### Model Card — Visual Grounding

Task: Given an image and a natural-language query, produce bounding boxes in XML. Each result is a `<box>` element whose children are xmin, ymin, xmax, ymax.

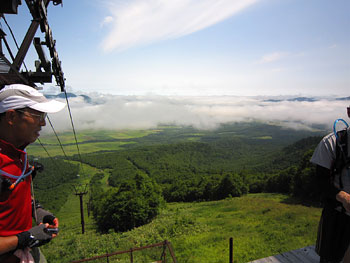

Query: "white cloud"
<box><xmin>100</xmin><ymin>16</ymin><xmax>114</xmax><ymax>27</ymax></box>
<box><xmin>101</xmin><ymin>0</ymin><xmax>259</xmax><ymax>52</ymax></box>
<box><xmin>43</xmin><ymin>94</ymin><xmax>350</xmax><ymax>134</ymax></box>
<box><xmin>257</xmin><ymin>52</ymin><xmax>289</xmax><ymax>64</ymax></box>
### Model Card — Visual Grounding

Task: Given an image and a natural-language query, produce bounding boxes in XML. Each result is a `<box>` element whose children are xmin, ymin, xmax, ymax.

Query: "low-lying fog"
<box><xmin>42</xmin><ymin>93</ymin><xmax>349</xmax><ymax>133</ymax></box>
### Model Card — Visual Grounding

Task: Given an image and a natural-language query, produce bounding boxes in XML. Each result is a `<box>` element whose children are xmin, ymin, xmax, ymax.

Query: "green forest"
<box><xmin>29</xmin><ymin>122</ymin><xmax>327</xmax><ymax>262</ymax></box>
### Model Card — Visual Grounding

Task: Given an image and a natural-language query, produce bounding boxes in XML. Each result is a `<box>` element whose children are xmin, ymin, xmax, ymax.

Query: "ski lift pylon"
<box><xmin>0</xmin><ymin>0</ymin><xmax>65</xmax><ymax>91</ymax></box>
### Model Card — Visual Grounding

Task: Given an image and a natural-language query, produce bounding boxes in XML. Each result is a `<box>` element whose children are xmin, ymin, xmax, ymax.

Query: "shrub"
<box><xmin>93</xmin><ymin>173</ymin><xmax>164</xmax><ymax>233</ymax></box>
<box><xmin>216</xmin><ymin>173</ymin><xmax>248</xmax><ymax>199</ymax></box>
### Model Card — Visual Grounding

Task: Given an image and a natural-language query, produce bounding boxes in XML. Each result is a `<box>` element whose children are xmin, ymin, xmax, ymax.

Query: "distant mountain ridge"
<box><xmin>336</xmin><ymin>96</ymin><xmax>350</xmax><ymax>101</ymax></box>
<box><xmin>45</xmin><ymin>93</ymin><xmax>350</xmax><ymax>107</ymax></box>
<box><xmin>45</xmin><ymin>93</ymin><xmax>93</xmax><ymax>104</ymax></box>
<box><xmin>264</xmin><ymin>96</ymin><xmax>350</xmax><ymax>103</ymax></box>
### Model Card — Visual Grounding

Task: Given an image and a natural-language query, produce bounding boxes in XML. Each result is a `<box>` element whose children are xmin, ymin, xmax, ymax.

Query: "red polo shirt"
<box><xmin>0</xmin><ymin>139</ymin><xmax>32</xmax><ymax>236</ymax></box>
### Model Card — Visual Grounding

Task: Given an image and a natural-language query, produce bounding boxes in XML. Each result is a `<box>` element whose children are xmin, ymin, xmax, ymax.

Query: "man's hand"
<box><xmin>49</xmin><ymin>218</ymin><xmax>59</xmax><ymax>238</ymax></box>
<box><xmin>34</xmin><ymin>204</ymin><xmax>59</xmax><ymax>238</ymax></box>
<box><xmin>336</xmin><ymin>191</ymin><xmax>350</xmax><ymax>212</ymax></box>
<box><xmin>16</xmin><ymin>224</ymin><xmax>52</xmax><ymax>249</ymax></box>
<box><xmin>36</xmin><ymin>207</ymin><xmax>55</xmax><ymax>225</ymax></box>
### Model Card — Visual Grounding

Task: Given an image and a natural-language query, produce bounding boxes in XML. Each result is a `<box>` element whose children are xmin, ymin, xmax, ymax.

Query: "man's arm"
<box><xmin>317</xmin><ymin>165</ymin><xmax>350</xmax><ymax>211</ymax></box>
<box><xmin>0</xmin><ymin>224</ymin><xmax>53</xmax><ymax>255</ymax></box>
<box><xmin>0</xmin><ymin>236</ymin><xmax>18</xmax><ymax>255</ymax></box>
<box><xmin>0</xmin><ymin>176</ymin><xmax>19</xmax><ymax>255</ymax></box>
<box><xmin>336</xmin><ymin>191</ymin><xmax>350</xmax><ymax>212</ymax></box>
<box><xmin>316</xmin><ymin>165</ymin><xmax>340</xmax><ymax>201</ymax></box>
<box><xmin>343</xmin><ymin>244</ymin><xmax>350</xmax><ymax>263</ymax></box>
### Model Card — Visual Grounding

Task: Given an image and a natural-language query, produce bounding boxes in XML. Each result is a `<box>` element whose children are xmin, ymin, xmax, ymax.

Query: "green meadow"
<box><xmin>42</xmin><ymin>191</ymin><xmax>321</xmax><ymax>263</ymax></box>
<box><xmin>27</xmin><ymin>129</ymin><xmax>160</xmax><ymax>157</ymax></box>
<box><xmin>32</xmin><ymin>124</ymin><xmax>325</xmax><ymax>262</ymax></box>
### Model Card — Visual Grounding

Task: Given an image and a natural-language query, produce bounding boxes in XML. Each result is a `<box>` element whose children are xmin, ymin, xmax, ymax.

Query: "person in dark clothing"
<box><xmin>311</xmin><ymin>106</ymin><xmax>350</xmax><ymax>263</ymax></box>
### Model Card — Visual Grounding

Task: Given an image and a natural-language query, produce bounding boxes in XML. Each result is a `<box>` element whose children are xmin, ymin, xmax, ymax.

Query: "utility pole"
<box><xmin>73</xmin><ymin>184</ymin><xmax>88</xmax><ymax>234</ymax></box>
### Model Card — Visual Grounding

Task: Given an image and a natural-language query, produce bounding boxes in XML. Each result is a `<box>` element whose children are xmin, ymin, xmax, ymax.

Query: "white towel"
<box><xmin>13</xmin><ymin>248</ymin><xmax>34</xmax><ymax>263</ymax></box>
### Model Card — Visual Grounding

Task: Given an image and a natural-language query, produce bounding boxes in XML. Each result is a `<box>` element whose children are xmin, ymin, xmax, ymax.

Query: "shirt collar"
<box><xmin>0</xmin><ymin>138</ymin><xmax>26</xmax><ymax>159</ymax></box>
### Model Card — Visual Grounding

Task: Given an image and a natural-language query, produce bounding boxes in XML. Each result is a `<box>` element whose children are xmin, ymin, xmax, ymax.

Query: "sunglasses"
<box><xmin>16</xmin><ymin>109</ymin><xmax>47</xmax><ymax>122</ymax></box>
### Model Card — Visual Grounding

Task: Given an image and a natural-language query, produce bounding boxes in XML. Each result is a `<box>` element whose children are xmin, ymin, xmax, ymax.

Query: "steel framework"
<box><xmin>0</xmin><ymin>0</ymin><xmax>65</xmax><ymax>91</ymax></box>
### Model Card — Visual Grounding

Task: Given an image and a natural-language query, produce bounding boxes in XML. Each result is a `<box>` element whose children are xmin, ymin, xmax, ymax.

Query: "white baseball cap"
<box><xmin>0</xmin><ymin>84</ymin><xmax>65</xmax><ymax>113</ymax></box>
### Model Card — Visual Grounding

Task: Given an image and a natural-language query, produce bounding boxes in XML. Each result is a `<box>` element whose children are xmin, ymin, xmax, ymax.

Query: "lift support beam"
<box><xmin>0</xmin><ymin>0</ymin><xmax>65</xmax><ymax>91</ymax></box>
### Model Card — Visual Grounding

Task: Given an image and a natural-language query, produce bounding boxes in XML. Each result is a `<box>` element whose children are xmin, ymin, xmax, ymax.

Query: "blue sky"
<box><xmin>3</xmin><ymin>0</ymin><xmax>350</xmax><ymax>97</ymax></box>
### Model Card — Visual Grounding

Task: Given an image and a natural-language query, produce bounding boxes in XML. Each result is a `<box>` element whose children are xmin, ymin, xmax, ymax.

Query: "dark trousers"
<box><xmin>316</xmin><ymin>206</ymin><xmax>350</xmax><ymax>262</ymax></box>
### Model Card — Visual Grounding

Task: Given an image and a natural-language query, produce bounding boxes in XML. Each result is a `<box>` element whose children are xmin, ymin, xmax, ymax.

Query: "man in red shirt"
<box><xmin>0</xmin><ymin>84</ymin><xmax>65</xmax><ymax>262</ymax></box>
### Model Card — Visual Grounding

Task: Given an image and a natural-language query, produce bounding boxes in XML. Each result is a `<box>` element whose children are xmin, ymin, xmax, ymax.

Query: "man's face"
<box><xmin>12</xmin><ymin>108</ymin><xmax>47</xmax><ymax>147</ymax></box>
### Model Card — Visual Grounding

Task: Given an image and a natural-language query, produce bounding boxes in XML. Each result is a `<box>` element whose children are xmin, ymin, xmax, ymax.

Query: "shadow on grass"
<box><xmin>280</xmin><ymin>194</ymin><xmax>323</xmax><ymax>208</ymax></box>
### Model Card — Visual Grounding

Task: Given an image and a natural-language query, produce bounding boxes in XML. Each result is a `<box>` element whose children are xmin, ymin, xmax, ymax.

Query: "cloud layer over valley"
<box><xmin>42</xmin><ymin>93</ymin><xmax>350</xmax><ymax>134</ymax></box>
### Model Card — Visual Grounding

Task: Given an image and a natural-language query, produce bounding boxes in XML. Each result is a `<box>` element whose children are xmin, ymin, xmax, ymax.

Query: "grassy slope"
<box><xmin>33</xmin><ymin>125</ymin><xmax>324</xmax><ymax>262</ymax></box>
<box><xmin>42</xmin><ymin>193</ymin><xmax>321</xmax><ymax>263</ymax></box>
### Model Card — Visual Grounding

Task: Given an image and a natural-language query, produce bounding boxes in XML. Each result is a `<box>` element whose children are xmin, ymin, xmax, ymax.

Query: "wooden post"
<box><xmin>166</xmin><ymin>240</ymin><xmax>177</xmax><ymax>263</ymax></box>
<box><xmin>162</xmin><ymin>242</ymin><xmax>167</xmax><ymax>263</ymax></box>
<box><xmin>229</xmin><ymin>237</ymin><xmax>233</xmax><ymax>263</ymax></box>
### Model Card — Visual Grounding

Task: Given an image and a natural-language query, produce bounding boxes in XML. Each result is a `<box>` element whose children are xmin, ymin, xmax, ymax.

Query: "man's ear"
<box><xmin>4</xmin><ymin>110</ymin><xmax>17</xmax><ymax>125</ymax></box>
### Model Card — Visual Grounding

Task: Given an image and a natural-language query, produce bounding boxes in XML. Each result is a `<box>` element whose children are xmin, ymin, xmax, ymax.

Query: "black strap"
<box><xmin>334</xmin><ymin>129</ymin><xmax>348</xmax><ymax>188</ymax></box>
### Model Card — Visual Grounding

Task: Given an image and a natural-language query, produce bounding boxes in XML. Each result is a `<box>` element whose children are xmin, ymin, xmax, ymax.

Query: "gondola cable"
<box><xmin>2</xmin><ymin>15</ymin><xmax>29</xmax><ymax>72</ymax></box>
<box><xmin>34</xmin><ymin>139</ymin><xmax>77</xmax><ymax>191</ymax></box>
<box><xmin>46</xmin><ymin>115</ymin><xmax>69</xmax><ymax>159</ymax></box>
<box><xmin>46</xmin><ymin>115</ymin><xmax>79</xmax><ymax>173</ymax></box>
<box><xmin>36</xmin><ymin>137</ymin><xmax>61</xmax><ymax>172</ymax></box>
<box><xmin>63</xmin><ymin>90</ymin><xmax>84</xmax><ymax>172</ymax></box>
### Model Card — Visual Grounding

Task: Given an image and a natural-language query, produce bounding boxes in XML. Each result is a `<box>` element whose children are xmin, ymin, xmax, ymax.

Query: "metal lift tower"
<box><xmin>0</xmin><ymin>0</ymin><xmax>65</xmax><ymax>91</ymax></box>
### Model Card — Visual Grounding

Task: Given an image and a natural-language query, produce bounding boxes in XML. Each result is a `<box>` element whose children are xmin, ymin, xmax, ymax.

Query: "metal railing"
<box><xmin>70</xmin><ymin>240</ymin><xmax>177</xmax><ymax>263</ymax></box>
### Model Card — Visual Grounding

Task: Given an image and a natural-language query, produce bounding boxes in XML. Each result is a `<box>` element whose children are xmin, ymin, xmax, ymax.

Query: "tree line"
<box><xmin>33</xmin><ymin>133</ymin><xmax>323</xmax><ymax>233</ymax></box>
<box><xmin>76</xmin><ymin>135</ymin><xmax>323</xmax><ymax>232</ymax></box>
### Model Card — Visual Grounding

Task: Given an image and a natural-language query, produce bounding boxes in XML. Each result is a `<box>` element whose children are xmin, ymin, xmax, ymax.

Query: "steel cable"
<box><xmin>37</xmin><ymin>137</ymin><xmax>60</xmax><ymax>171</ymax></box>
<box><xmin>46</xmin><ymin>115</ymin><xmax>69</xmax><ymax>159</ymax></box>
<box><xmin>2</xmin><ymin>15</ymin><xmax>29</xmax><ymax>71</ymax></box>
<box><xmin>63</xmin><ymin>90</ymin><xmax>84</xmax><ymax>171</ymax></box>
